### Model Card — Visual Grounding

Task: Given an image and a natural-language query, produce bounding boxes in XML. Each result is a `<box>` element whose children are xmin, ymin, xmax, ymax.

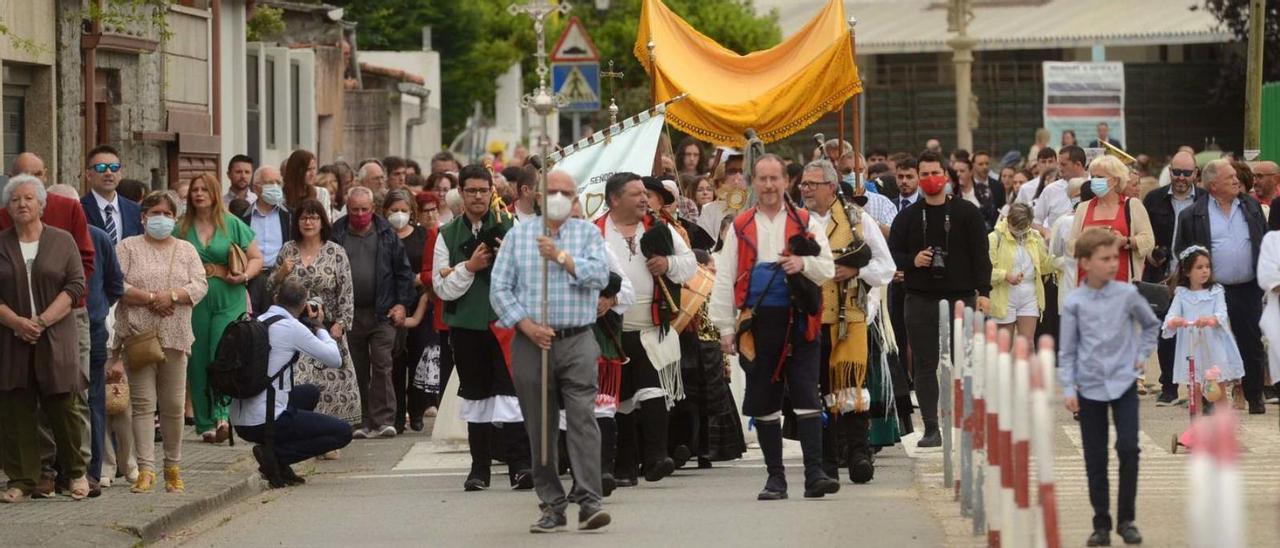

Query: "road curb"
<box><xmin>120</xmin><ymin>467</ymin><xmax>263</xmax><ymax>544</ymax></box>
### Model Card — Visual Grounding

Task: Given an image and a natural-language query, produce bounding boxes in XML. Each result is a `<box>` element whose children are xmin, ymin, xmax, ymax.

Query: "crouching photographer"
<box><xmin>887</xmin><ymin>150</ymin><xmax>992</xmax><ymax>449</ymax></box>
<box><xmin>230</xmin><ymin>278</ymin><xmax>352</xmax><ymax>488</ymax></box>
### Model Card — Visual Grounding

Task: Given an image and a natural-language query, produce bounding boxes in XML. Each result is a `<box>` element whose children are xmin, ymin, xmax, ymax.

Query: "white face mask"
<box><xmin>545</xmin><ymin>193</ymin><xmax>572</xmax><ymax>221</ymax></box>
<box><xmin>260</xmin><ymin>184</ymin><xmax>284</xmax><ymax>206</ymax></box>
<box><xmin>387</xmin><ymin>211</ymin><xmax>411</xmax><ymax>229</ymax></box>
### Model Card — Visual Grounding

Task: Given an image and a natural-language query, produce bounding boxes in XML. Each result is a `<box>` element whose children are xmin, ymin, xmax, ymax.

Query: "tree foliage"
<box><xmin>1199</xmin><ymin>0</ymin><xmax>1280</xmax><ymax>99</ymax></box>
<box><xmin>319</xmin><ymin>0</ymin><xmax>780</xmax><ymax>142</ymax></box>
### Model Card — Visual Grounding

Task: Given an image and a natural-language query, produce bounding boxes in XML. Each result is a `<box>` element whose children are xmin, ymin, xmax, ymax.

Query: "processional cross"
<box><xmin>506</xmin><ymin>0</ymin><xmax>572</xmax><ymax>467</ymax></box>
<box><xmin>601</xmin><ymin>60</ymin><xmax>625</xmax><ymax>126</ymax></box>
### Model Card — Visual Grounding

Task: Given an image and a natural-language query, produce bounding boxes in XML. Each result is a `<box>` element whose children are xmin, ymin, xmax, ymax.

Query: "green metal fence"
<box><xmin>1263</xmin><ymin>82</ymin><xmax>1280</xmax><ymax>162</ymax></box>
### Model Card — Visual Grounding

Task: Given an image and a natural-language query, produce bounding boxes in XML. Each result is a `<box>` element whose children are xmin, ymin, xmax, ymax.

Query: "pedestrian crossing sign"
<box><xmin>552</xmin><ymin>62</ymin><xmax>600</xmax><ymax>112</ymax></box>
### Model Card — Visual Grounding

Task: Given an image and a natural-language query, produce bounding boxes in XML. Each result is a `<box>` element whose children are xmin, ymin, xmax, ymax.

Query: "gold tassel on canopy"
<box><xmin>634</xmin><ymin>0</ymin><xmax>862</xmax><ymax>147</ymax></box>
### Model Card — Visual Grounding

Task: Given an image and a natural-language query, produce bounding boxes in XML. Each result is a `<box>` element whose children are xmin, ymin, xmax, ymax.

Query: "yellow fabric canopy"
<box><xmin>634</xmin><ymin>0</ymin><xmax>862</xmax><ymax>147</ymax></box>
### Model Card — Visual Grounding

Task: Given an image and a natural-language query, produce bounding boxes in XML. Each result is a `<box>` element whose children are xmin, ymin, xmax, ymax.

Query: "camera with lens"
<box><xmin>1150</xmin><ymin>246</ymin><xmax>1170</xmax><ymax>267</ymax></box>
<box><xmin>929</xmin><ymin>246</ymin><xmax>948</xmax><ymax>279</ymax></box>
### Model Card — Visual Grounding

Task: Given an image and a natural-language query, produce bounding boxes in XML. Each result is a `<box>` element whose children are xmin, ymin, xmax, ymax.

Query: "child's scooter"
<box><xmin>1172</xmin><ymin>328</ymin><xmax>1224</xmax><ymax>454</ymax></box>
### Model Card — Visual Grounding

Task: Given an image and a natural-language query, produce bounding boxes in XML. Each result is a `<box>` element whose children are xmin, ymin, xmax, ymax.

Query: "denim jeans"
<box><xmin>1079</xmin><ymin>385</ymin><xmax>1140</xmax><ymax>530</ymax></box>
<box><xmin>235</xmin><ymin>384</ymin><xmax>353</xmax><ymax>466</ymax></box>
<box><xmin>87</xmin><ymin>322</ymin><xmax>109</xmax><ymax>481</ymax></box>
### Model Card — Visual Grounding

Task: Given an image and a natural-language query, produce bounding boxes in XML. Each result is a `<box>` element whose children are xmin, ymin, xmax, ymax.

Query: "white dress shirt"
<box><xmin>1050</xmin><ymin>213</ymin><xmax>1078</xmax><ymax>306</ymax></box>
<box><xmin>605</xmin><ymin>246</ymin><xmax>635</xmax><ymax>315</ymax></box>
<box><xmin>1033</xmin><ymin>179</ymin><xmax>1073</xmax><ymax>228</ymax></box>
<box><xmin>697</xmin><ymin>200</ymin><xmax>732</xmax><ymax>245</ymax></box>
<box><xmin>710</xmin><ymin>207</ymin><xmax>834</xmax><ymax>333</ymax></box>
<box><xmin>601</xmin><ymin>216</ymin><xmax>696</xmax><ymax>331</ymax></box>
<box><xmin>431</xmin><ymin>220</ymin><xmax>484</xmax><ymax>302</ymax></box>
<box><xmin>231</xmin><ymin>306</ymin><xmax>342</xmax><ymax>426</ymax></box>
<box><xmin>813</xmin><ymin>204</ymin><xmax>896</xmax><ymax>324</ymax></box>
<box><xmin>1015</xmin><ymin>177</ymin><xmax>1042</xmax><ymax>205</ymax></box>
<box><xmin>91</xmin><ymin>190</ymin><xmax>122</xmax><ymax>243</ymax></box>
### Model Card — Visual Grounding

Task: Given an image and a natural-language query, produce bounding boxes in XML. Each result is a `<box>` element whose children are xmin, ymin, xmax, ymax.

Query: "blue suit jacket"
<box><xmin>81</xmin><ymin>193</ymin><xmax>143</xmax><ymax>240</ymax></box>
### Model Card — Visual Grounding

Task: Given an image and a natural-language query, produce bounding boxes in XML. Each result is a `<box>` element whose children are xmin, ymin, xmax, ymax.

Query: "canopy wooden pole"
<box><xmin>838</xmin><ymin>101</ymin><xmax>847</xmax><ymax>165</ymax></box>
<box><xmin>848</xmin><ymin>17</ymin><xmax>863</xmax><ymax>177</ymax></box>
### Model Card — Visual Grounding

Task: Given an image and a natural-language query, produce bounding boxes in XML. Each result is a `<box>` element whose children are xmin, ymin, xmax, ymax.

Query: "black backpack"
<box><xmin>209</xmin><ymin>314</ymin><xmax>299</xmax><ymax>448</ymax></box>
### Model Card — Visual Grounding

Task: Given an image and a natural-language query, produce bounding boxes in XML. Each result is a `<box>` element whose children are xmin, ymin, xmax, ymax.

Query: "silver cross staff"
<box><xmin>508</xmin><ymin>0</ymin><xmax>571</xmax><ymax>467</ymax></box>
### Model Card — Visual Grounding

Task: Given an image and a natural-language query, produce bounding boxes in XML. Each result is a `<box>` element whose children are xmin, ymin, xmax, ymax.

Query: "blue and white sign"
<box><xmin>552</xmin><ymin>62</ymin><xmax>600</xmax><ymax>112</ymax></box>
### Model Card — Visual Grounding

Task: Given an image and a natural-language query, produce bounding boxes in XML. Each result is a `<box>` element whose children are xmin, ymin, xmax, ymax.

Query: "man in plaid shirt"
<box><xmin>490</xmin><ymin>170</ymin><xmax>613</xmax><ymax>533</ymax></box>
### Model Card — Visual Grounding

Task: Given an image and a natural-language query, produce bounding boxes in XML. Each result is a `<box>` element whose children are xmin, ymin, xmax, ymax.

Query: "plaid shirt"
<box><xmin>490</xmin><ymin>217</ymin><xmax>611</xmax><ymax>329</ymax></box>
<box><xmin>861</xmin><ymin>191</ymin><xmax>899</xmax><ymax>227</ymax></box>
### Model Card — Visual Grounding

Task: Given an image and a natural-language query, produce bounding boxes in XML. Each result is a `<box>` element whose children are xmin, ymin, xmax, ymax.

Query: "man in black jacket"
<box><xmin>888</xmin><ymin>150</ymin><xmax>992</xmax><ymax>448</ymax></box>
<box><xmin>1141</xmin><ymin>151</ymin><xmax>1204</xmax><ymax>405</ymax></box>
<box><xmin>1174</xmin><ymin>159</ymin><xmax>1269</xmax><ymax>414</ymax></box>
<box><xmin>331</xmin><ymin>186</ymin><xmax>416</xmax><ymax>437</ymax></box>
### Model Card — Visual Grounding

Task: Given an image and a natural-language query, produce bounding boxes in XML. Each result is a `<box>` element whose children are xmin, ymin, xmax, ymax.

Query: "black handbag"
<box><xmin>1133</xmin><ymin>280</ymin><xmax>1172</xmax><ymax>318</ymax></box>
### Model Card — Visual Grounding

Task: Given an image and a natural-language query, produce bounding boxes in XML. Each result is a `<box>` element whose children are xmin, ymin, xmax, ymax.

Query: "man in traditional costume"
<box><xmin>799</xmin><ymin>160</ymin><xmax>895</xmax><ymax>484</ymax></box>
<box><xmin>595</xmin><ymin>172</ymin><xmax>697</xmax><ymax>486</ymax></box>
<box><xmin>645</xmin><ymin>178</ymin><xmax>744</xmax><ymax>467</ymax></box>
<box><xmin>711</xmin><ymin>154</ymin><xmax>840</xmax><ymax>500</ymax></box>
<box><xmin>432</xmin><ymin>164</ymin><xmax>532</xmax><ymax>491</ymax></box>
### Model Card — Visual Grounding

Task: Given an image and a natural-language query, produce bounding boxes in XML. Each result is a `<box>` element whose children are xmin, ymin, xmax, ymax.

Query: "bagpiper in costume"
<box><xmin>595</xmin><ymin>173</ymin><xmax>697</xmax><ymax>486</ymax></box>
<box><xmin>710</xmin><ymin>154</ymin><xmax>840</xmax><ymax>500</ymax></box>
<box><xmin>800</xmin><ymin>163</ymin><xmax>896</xmax><ymax>485</ymax></box>
<box><xmin>431</xmin><ymin>164</ymin><xmax>531</xmax><ymax>492</ymax></box>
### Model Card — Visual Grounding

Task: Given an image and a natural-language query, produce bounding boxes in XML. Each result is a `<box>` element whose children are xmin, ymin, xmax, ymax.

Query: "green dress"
<box><xmin>183</xmin><ymin>213</ymin><xmax>255</xmax><ymax>434</ymax></box>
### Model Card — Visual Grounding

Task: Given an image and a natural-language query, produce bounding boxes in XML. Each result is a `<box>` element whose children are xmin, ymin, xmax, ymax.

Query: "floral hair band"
<box><xmin>1178</xmin><ymin>245</ymin><xmax>1208</xmax><ymax>262</ymax></box>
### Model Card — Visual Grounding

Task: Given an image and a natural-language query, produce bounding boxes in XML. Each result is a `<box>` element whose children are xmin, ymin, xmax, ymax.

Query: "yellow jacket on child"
<box><xmin>987</xmin><ymin>221</ymin><xmax>1055</xmax><ymax>319</ymax></box>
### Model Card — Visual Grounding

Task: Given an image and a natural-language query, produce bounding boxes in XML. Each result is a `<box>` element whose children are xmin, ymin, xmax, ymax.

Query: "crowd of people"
<box><xmin>1</xmin><ymin>131</ymin><xmax>1276</xmax><ymax>541</ymax></box>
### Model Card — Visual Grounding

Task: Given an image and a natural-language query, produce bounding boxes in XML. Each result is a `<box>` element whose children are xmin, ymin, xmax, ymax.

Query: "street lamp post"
<box><xmin>948</xmin><ymin>0</ymin><xmax>976</xmax><ymax>152</ymax></box>
<box><xmin>508</xmin><ymin>0</ymin><xmax>571</xmax><ymax>467</ymax></box>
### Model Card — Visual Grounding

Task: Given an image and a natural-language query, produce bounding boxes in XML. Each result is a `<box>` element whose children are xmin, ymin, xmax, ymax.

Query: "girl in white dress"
<box><xmin>1161</xmin><ymin>246</ymin><xmax>1244</xmax><ymax>403</ymax></box>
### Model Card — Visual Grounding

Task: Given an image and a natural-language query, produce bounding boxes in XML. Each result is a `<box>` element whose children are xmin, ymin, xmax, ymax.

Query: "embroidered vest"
<box><xmin>731</xmin><ymin>204</ymin><xmax>822</xmax><ymax>341</ymax></box>
<box><xmin>821</xmin><ymin>201</ymin><xmax>867</xmax><ymax>325</ymax></box>
<box><xmin>441</xmin><ymin>210</ymin><xmax>513</xmax><ymax>330</ymax></box>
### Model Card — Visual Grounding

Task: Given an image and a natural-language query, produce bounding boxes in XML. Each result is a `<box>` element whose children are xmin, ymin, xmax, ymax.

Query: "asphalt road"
<box><xmin>159</xmin><ymin>429</ymin><xmax>943</xmax><ymax>548</ymax></box>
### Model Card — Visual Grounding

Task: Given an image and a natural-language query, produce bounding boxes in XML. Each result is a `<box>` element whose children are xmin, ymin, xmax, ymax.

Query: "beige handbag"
<box><xmin>227</xmin><ymin>243</ymin><xmax>248</xmax><ymax>278</ymax></box>
<box><xmin>121</xmin><ymin>329</ymin><xmax>165</xmax><ymax>368</ymax></box>
<box><xmin>123</xmin><ymin>245</ymin><xmax>177</xmax><ymax>369</ymax></box>
<box><xmin>106</xmin><ymin>381</ymin><xmax>130</xmax><ymax>416</ymax></box>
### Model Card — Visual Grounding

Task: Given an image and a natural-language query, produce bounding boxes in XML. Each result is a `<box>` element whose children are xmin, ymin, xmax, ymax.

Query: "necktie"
<box><xmin>899</xmin><ymin>198</ymin><xmax>909</xmax><ymax>211</ymax></box>
<box><xmin>104</xmin><ymin>204</ymin><xmax>118</xmax><ymax>244</ymax></box>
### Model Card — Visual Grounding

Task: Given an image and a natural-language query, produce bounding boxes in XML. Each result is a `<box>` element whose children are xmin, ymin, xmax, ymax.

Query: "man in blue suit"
<box><xmin>80</xmin><ymin>144</ymin><xmax>143</xmax><ymax>244</ymax></box>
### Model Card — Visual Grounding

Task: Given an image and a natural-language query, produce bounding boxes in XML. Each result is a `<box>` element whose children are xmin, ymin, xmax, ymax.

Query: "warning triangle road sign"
<box><xmin>551</xmin><ymin>17</ymin><xmax>599</xmax><ymax>63</ymax></box>
<box><xmin>559</xmin><ymin>65</ymin><xmax>599</xmax><ymax>106</ymax></box>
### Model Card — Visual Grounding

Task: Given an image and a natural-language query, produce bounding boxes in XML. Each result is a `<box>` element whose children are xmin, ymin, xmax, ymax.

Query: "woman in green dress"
<box><xmin>180</xmin><ymin>174</ymin><xmax>262</xmax><ymax>443</ymax></box>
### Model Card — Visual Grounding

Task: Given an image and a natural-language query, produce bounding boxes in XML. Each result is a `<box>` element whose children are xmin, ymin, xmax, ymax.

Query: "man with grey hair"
<box><xmin>242</xmin><ymin>165</ymin><xmax>290</xmax><ymax>314</ymax></box>
<box><xmin>356</xmin><ymin>159</ymin><xmax>387</xmax><ymax>194</ymax></box>
<box><xmin>490</xmin><ymin>168</ymin><xmax>614</xmax><ymax>532</ymax></box>
<box><xmin>1</xmin><ymin>159</ymin><xmax>97</xmax><ymax>496</ymax></box>
<box><xmin>1142</xmin><ymin>150</ymin><xmax>1205</xmax><ymax>405</ymax></box>
<box><xmin>331</xmin><ymin>184</ymin><xmax>414</xmax><ymax>438</ymax></box>
<box><xmin>1175</xmin><ymin>158</ymin><xmax>1269</xmax><ymax>413</ymax></box>
<box><xmin>798</xmin><ymin>159</ymin><xmax>895</xmax><ymax>483</ymax></box>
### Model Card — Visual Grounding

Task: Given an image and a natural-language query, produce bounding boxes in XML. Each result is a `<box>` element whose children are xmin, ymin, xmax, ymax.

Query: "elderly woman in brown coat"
<box><xmin>0</xmin><ymin>174</ymin><xmax>88</xmax><ymax>503</ymax></box>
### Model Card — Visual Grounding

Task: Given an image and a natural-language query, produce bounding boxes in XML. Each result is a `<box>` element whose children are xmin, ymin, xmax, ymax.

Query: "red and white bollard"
<box><xmin>997</xmin><ymin>330</ymin><xmax>1014</xmax><ymax>548</ymax></box>
<box><xmin>1188</xmin><ymin>409</ymin><xmax>1243</xmax><ymax>548</ymax></box>
<box><xmin>953</xmin><ymin>302</ymin><xmax>966</xmax><ymax>498</ymax></box>
<box><xmin>986</xmin><ymin>321</ymin><xmax>1002</xmax><ymax>547</ymax></box>
<box><xmin>1012</xmin><ymin>337</ymin><xmax>1032</xmax><ymax>547</ymax></box>
<box><xmin>1033</xmin><ymin>335</ymin><xmax>1060</xmax><ymax>548</ymax></box>
<box><xmin>971</xmin><ymin>312</ymin><xmax>988</xmax><ymax>534</ymax></box>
